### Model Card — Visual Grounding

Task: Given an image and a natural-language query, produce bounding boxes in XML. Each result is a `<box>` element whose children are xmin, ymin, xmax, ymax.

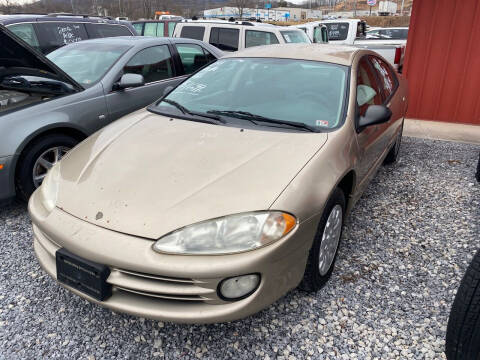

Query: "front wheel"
<box><xmin>15</xmin><ymin>134</ymin><xmax>78</xmax><ymax>201</ymax></box>
<box><xmin>300</xmin><ymin>188</ymin><xmax>345</xmax><ymax>292</ymax></box>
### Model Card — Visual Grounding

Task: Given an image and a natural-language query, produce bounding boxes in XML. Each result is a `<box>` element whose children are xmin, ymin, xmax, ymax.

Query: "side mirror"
<box><xmin>115</xmin><ymin>73</ymin><xmax>144</xmax><ymax>90</ymax></box>
<box><xmin>163</xmin><ymin>85</ymin><xmax>174</xmax><ymax>96</ymax></box>
<box><xmin>358</xmin><ymin>105</ymin><xmax>392</xmax><ymax>129</ymax></box>
<box><xmin>321</xmin><ymin>26</ymin><xmax>329</xmax><ymax>43</ymax></box>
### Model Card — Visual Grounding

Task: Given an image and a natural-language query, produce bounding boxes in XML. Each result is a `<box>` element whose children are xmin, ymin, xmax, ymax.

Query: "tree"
<box><xmin>231</xmin><ymin>0</ymin><xmax>254</xmax><ymax>19</ymax></box>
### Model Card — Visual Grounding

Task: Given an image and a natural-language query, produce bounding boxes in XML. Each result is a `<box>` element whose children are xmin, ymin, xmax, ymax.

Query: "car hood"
<box><xmin>0</xmin><ymin>25</ymin><xmax>82</xmax><ymax>90</ymax></box>
<box><xmin>56</xmin><ymin>110</ymin><xmax>328</xmax><ymax>239</ymax></box>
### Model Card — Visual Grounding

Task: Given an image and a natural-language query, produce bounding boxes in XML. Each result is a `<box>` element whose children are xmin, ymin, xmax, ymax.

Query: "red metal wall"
<box><xmin>403</xmin><ymin>0</ymin><xmax>480</xmax><ymax>125</ymax></box>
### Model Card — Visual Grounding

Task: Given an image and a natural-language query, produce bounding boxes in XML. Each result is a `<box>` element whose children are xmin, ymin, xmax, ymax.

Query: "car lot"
<box><xmin>1</xmin><ymin>137</ymin><xmax>478</xmax><ymax>359</ymax></box>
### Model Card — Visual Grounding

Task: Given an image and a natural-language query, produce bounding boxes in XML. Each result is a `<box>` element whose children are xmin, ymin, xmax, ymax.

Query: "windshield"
<box><xmin>47</xmin><ymin>43</ymin><xmax>130</xmax><ymax>88</ymax></box>
<box><xmin>280</xmin><ymin>30</ymin><xmax>311</xmax><ymax>43</ymax></box>
<box><xmin>154</xmin><ymin>58</ymin><xmax>348</xmax><ymax>130</ymax></box>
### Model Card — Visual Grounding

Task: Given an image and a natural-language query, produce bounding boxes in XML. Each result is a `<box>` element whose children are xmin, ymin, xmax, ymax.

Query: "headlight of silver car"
<box><xmin>40</xmin><ymin>164</ymin><xmax>60</xmax><ymax>213</ymax></box>
<box><xmin>153</xmin><ymin>211</ymin><xmax>296</xmax><ymax>255</ymax></box>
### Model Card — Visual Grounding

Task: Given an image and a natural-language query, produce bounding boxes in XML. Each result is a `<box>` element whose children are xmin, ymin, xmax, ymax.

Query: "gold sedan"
<box><xmin>29</xmin><ymin>44</ymin><xmax>407</xmax><ymax>323</ymax></box>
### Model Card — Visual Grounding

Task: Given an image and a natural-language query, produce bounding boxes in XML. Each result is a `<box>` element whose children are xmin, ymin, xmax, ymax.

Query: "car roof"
<box><xmin>57</xmin><ymin>36</ymin><xmax>212</xmax><ymax>49</ymax></box>
<box><xmin>0</xmin><ymin>14</ymin><xmax>130</xmax><ymax>25</ymax></box>
<box><xmin>223</xmin><ymin>43</ymin><xmax>359</xmax><ymax>66</ymax></box>
<box><xmin>179</xmin><ymin>19</ymin><xmax>275</xmax><ymax>28</ymax></box>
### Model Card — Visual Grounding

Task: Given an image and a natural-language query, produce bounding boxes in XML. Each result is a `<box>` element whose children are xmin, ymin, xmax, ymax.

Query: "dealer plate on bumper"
<box><xmin>56</xmin><ymin>248</ymin><xmax>112</xmax><ymax>301</ymax></box>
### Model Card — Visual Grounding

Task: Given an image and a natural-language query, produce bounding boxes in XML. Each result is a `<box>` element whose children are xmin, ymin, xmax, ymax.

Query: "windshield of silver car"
<box><xmin>47</xmin><ymin>43</ymin><xmax>130</xmax><ymax>88</ymax></box>
<box><xmin>155</xmin><ymin>58</ymin><xmax>348</xmax><ymax>130</ymax></box>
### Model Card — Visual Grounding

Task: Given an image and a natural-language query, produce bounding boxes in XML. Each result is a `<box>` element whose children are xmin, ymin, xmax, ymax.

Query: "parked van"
<box><xmin>291</xmin><ymin>23</ymin><xmax>329</xmax><ymax>44</ymax></box>
<box><xmin>173</xmin><ymin>20</ymin><xmax>310</xmax><ymax>52</ymax></box>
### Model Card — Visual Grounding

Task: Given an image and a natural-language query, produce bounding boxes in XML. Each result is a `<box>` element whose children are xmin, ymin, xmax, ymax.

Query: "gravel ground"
<box><xmin>0</xmin><ymin>137</ymin><xmax>479</xmax><ymax>360</ymax></box>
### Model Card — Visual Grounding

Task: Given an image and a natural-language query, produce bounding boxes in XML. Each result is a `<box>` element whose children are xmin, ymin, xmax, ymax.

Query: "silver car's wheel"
<box><xmin>32</xmin><ymin>146</ymin><xmax>70</xmax><ymax>188</ymax></box>
<box><xmin>318</xmin><ymin>204</ymin><xmax>343</xmax><ymax>276</ymax></box>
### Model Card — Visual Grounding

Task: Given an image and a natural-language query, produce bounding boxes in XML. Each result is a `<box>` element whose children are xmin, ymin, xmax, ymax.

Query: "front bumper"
<box><xmin>0</xmin><ymin>156</ymin><xmax>15</xmax><ymax>203</ymax></box>
<box><xmin>29</xmin><ymin>190</ymin><xmax>319</xmax><ymax>323</ymax></box>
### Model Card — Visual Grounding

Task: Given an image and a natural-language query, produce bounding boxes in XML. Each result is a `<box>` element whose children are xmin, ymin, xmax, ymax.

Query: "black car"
<box><xmin>0</xmin><ymin>13</ymin><xmax>137</xmax><ymax>54</ymax></box>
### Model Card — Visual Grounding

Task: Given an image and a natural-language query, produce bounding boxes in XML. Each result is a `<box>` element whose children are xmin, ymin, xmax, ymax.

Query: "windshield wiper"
<box><xmin>161</xmin><ymin>99</ymin><xmax>225</xmax><ymax>123</ymax></box>
<box><xmin>207</xmin><ymin>110</ymin><xmax>318</xmax><ymax>132</ymax></box>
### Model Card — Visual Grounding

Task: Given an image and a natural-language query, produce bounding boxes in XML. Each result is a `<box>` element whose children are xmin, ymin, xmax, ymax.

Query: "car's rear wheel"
<box><xmin>446</xmin><ymin>249</ymin><xmax>480</xmax><ymax>360</ymax></box>
<box><xmin>300</xmin><ymin>188</ymin><xmax>345</xmax><ymax>292</ymax></box>
<box><xmin>16</xmin><ymin>134</ymin><xmax>78</xmax><ymax>201</ymax></box>
<box><xmin>384</xmin><ymin>122</ymin><xmax>403</xmax><ymax>164</ymax></box>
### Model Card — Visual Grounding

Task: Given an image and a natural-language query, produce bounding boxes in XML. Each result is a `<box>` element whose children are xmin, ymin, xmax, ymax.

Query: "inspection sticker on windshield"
<box><xmin>316</xmin><ymin>120</ymin><xmax>329</xmax><ymax>127</ymax></box>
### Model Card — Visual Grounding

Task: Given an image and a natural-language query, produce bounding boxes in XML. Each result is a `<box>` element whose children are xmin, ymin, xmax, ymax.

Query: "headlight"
<box><xmin>153</xmin><ymin>211</ymin><xmax>296</xmax><ymax>255</ymax></box>
<box><xmin>40</xmin><ymin>164</ymin><xmax>60</xmax><ymax>213</ymax></box>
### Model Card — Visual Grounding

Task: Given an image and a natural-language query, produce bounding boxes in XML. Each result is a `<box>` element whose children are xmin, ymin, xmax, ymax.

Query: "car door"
<box><xmin>368</xmin><ymin>55</ymin><xmax>403</xmax><ymax>151</ymax></box>
<box><xmin>354</xmin><ymin>55</ymin><xmax>388</xmax><ymax>190</ymax></box>
<box><xmin>103</xmin><ymin>44</ymin><xmax>183</xmax><ymax>121</ymax></box>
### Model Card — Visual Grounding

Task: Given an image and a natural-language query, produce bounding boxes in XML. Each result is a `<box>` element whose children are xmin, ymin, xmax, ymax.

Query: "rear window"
<box><xmin>380</xmin><ymin>28</ymin><xmax>408</xmax><ymax>40</ymax></box>
<box><xmin>85</xmin><ymin>23</ymin><xmax>133</xmax><ymax>38</ymax></box>
<box><xmin>209</xmin><ymin>27</ymin><xmax>239</xmax><ymax>51</ymax></box>
<box><xmin>180</xmin><ymin>26</ymin><xmax>205</xmax><ymax>41</ymax></box>
<box><xmin>7</xmin><ymin>23</ymin><xmax>41</xmax><ymax>51</ymax></box>
<box><xmin>280</xmin><ymin>30</ymin><xmax>310</xmax><ymax>43</ymax></box>
<box><xmin>245</xmin><ymin>30</ymin><xmax>279</xmax><ymax>48</ymax></box>
<box><xmin>325</xmin><ymin>22</ymin><xmax>349</xmax><ymax>41</ymax></box>
<box><xmin>35</xmin><ymin>22</ymin><xmax>88</xmax><ymax>54</ymax></box>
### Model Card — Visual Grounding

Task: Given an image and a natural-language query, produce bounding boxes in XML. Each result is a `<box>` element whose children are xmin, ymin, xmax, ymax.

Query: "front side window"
<box><xmin>85</xmin><ymin>24</ymin><xmax>133</xmax><ymax>38</ymax></box>
<box><xmin>47</xmin><ymin>43</ymin><xmax>130</xmax><ymax>87</ymax></box>
<box><xmin>124</xmin><ymin>45</ymin><xmax>174</xmax><ymax>83</ymax></box>
<box><xmin>144</xmin><ymin>22</ymin><xmax>159</xmax><ymax>37</ymax></box>
<box><xmin>7</xmin><ymin>23</ymin><xmax>40</xmax><ymax>50</ymax></box>
<box><xmin>356</xmin><ymin>57</ymin><xmax>383</xmax><ymax>116</ymax></box>
<box><xmin>324</xmin><ymin>22</ymin><xmax>349</xmax><ymax>41</ymax></box>
<box><xmin>369</xmin><ymin>56</ymin><xmax>397</xmax><ymax>99</ymax></box>
<box><xmin>280</xmin><ymin>30</ymin><xmax>310</xmax><ymax>43</ymax></box>
<box><xmin>176</xmin><ymin>43</ymin><xmax>214</xmax><ymax>75</ymax></box>
<box><xmin>156</xmin><ymin>58</ymin><xmax>348</xmax><ymax>130</ymax></box>
<box><xmin>35</xmin><ymin>22</ymin><xmax>88</xmax><ymax>54</ymax></box>
<box><xmin>313</xmin><ymin>26</ymin><xmax>328</xmax><ymax>43</ymax></box>
<box><xmin>180</xmin><ymin>26</ymin><xmax>205</xmax><ymax>41</ymax></box>
<box><xmin>209</xmin><ymin>27</ymin><xmax>239</xmax><ymax>51</ymax></box>
<box><xmin>132</xmin><ymin>22</ymin><xmax>144</xmax><ymax>35</ymax></box>
<box><xmin>245</xmin><ymin>30</ymin><xmax>279</xmax><ymax>48</ymax></box>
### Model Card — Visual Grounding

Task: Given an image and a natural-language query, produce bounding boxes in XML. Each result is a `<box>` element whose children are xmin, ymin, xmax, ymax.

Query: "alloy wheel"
<box><xmin>32</xmin><ymin>146</ymin><xmax>70</xmax><ymax>188</ymax></box>
<box><xmin>318</xmin><ymin>204</ymin><xmax>343</xmax><ymax>276</ymax></box>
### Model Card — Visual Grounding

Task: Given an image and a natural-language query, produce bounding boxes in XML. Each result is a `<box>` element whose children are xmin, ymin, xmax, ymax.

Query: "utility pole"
<box><xmin>70</xmin><ymin>0</ymin><xmax>75</xmax><ymax>13</ymax></box>
<box><xmin>353</xmin><ymin>0</ymin><xmax>358</xmax><ymax>16</ymax></box>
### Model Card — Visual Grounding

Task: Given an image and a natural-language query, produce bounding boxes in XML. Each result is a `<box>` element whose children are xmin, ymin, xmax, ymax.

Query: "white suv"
<box><xmin>173</xmin><ymin>20</ymin><xmax>311</xmax><ymax>52</ymax></box>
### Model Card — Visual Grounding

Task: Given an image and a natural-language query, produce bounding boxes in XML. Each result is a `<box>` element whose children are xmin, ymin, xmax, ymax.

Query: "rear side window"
<box><xmin>7</xmin><ymin>23</ymin><xmax>41</xmax><ymax>51</ymax></box>
<box><xmin>180</xmin><ymin>26</ymin><xmax>205</xmax><ymax>41</ymax></box>
<box><xmin>168</xmin><ymin>22</ymin><xmax>176</xmax><ymax>36</ymax></box>
<box><xmin>369</xmin><ymin>56</ymin><xmax>398</xmax><ymax>100</ymax></box>
<box><xmin>209</xmin><ymin>27</ymin><xmax>239</xmax><ymax>51</ymax></box>
<box><xmin>85</xmin><ymin>24</ymin><xmax>133</xmax><ymax>38</ymax></box>
<box><xmin>325</xmin><ymin>23</ymin><xmax>349</xmax><ymax>41</ymax></box>
<box><xmin>176</xmin><ymin>43</ymin><xmax>215</xmax><ymax>75</ymax></box>
<box><xmin>35</xmin><ymin>22</ymin><xmax>88</xmax><ymax>54</ymax></box>
<box><xmin>144</xmin><ymin>22</ymin><xmax>159</xmax><ymax>37</ymax></box>
<box><xmin>132</xmin><ymin>22</ymin><xmax>144</xmax><ymax>35</ymax></box>
<box><xmin>245</xmin><ymin>30</ymin><xmax>279</xmax><ymax>48</ymax></box>
<box><xmin>356</xmin><ymin>57</ymin><xmax>383</xmax><ymax>116</ymax></box>
<box><xmin>124</xmin><ymin>45</ymin><xmax>174</xmax><ymax>83</ymax></box>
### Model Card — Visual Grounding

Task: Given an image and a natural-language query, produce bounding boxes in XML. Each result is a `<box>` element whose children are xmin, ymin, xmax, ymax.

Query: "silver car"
<box><xmin>0</xmin><ymin>26</ymin><xmax>223</xmax><ymax>202</ymax></box>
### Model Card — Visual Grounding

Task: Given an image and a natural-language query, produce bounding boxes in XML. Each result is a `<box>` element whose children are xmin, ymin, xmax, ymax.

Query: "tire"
<box><xmin>15</xmin><ymin>134</ymin><xmax>78</xmax><ymax>201</ymax></box>
<box><xmin>300</xmin><ymin>188</ymin><xmax>345</xmax><ymax>292</ymax></box>
<box><xmin>384</xmin><ymin>122</ymin><xmax>403</xmax><ymax>164</ymax></box>
<box><xmin>446</xmin><ymin>249</ymin><xmax>480</xmax><ymax>360</ymax></box>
